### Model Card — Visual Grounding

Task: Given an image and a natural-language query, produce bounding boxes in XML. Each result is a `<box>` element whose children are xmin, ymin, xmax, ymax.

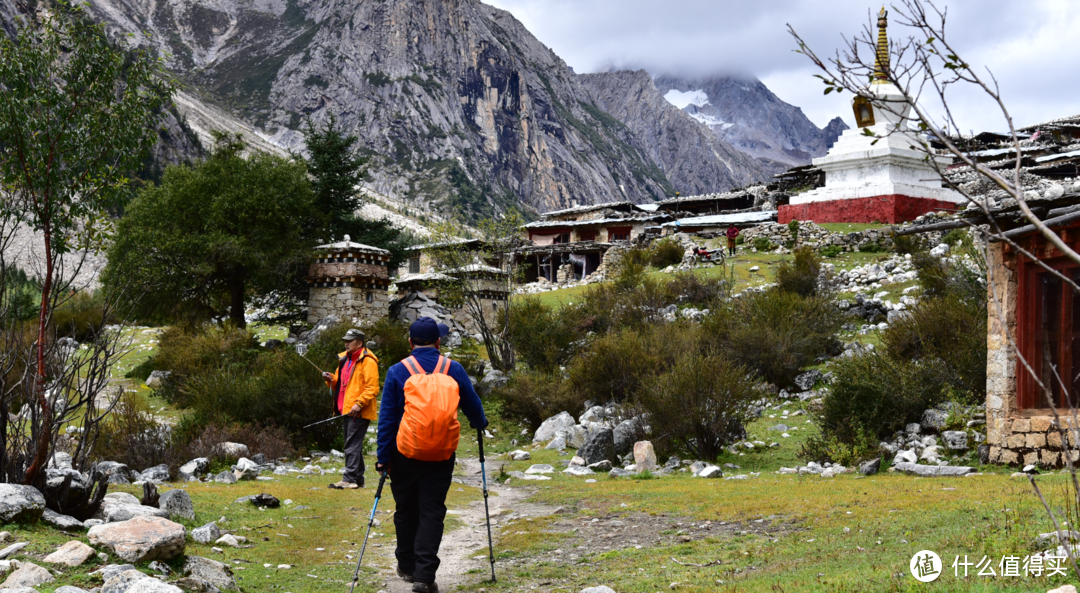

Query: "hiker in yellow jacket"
<box><xmin>322</xmin><ymin>328</ymin><xmax>380</xmax><ymax>489</ymax></box>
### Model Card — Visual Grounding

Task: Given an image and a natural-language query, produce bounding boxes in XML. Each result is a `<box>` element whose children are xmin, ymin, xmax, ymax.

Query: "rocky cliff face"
<box><xmin>81</xmin><ymin>0</ymin><xmax>776</xmax><ymax>217</ymax></box>
<box><xmin>577</xmin><ymin>70</ymin><xmax>766</xmax><ymax>196</ymax></box>
<box><xmin>654</xmin><ymin>75</ymin><xmax>847</xmax><ymax>169</ymax></box>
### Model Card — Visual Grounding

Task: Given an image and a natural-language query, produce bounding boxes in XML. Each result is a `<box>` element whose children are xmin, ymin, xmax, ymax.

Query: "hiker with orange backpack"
<box><xmin>322</xmin><ymin>328</ymin><xmax>380</xmax><ymax>490</ymax></box>
<box><xmin>375</xmin><ymin>317</ymin><xmax>487</xmax><ymax>593</ymax></box>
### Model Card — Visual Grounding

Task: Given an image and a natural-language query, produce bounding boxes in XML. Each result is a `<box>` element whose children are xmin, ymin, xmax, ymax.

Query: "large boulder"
<box><xmin>633</xmin><ymin>441</ymin><xmax>658</xmax><ymax>472</ymax></box>
<box><xmin>578</xmin><ymin>428</ymin><xmax>615</xmax><ymax>466</ymax></box>
<box><xmin>479</xmin><ymin>370</ymin><xmax>508</xmax><ymax>395</ymax></box>
<box><xmin>42</xmin><ymin>508</ymin><xmax>85</xmax><ymax>531</ymax></box>
<box><xmin>105</xmin><ymin>504</ymin><xmax>169</xmax><ymax>523</ymax></box>
<box><xmin>42</xmin><ymin>540</ymin><xmax>96</xmax><ymax>567</ymax></box>
<box><xmin>1</xmin><ymin>561</ymin><xmax>53</xmax><ymax>589</ymax></box>
<box><xmin>103</xmin><ymin>493</ymin><xmax>141</xmax><ymax>507</ymax></box>
<box><xmin>145</xmin><ymin>370</ymin><xmax>172</xmax><ymax>389</ymax></box>
<box><xmin>793</xmin><ymin>369</ymin><xmax>822</xmax><ymax>392</ymax></box>
<box><xmin>0</xmin><ymin>484</ymin><xmax>45</xmax><ymax>523</ymax></box>
<box><xmin>533</xmin><ymin>412</ymin><xmax>576</xmax><ymax>444</ymax></box>
<box><xmin>179</xmin><ymin>458</ymin><xmax>210</xmax><ymax>477</ymax></box>
<box><xmin>95</xmin><ymin>462</ymin><xmax>137</xmax><ymax>485</ymax></box>
<box><xmin>612</xmin><ymin>418</ymin><xmax>639</xmax><ymax>456</ymax></box>
<box><xmin>941</xmin><ymin>431</ymin><xmax>969</xmax><ymax>451</ymax></box>
<box><xmin>139</xmin><ymin>465</ymin><xmax>170</xmax><ymax>483</ymax></box>
<box><xmin>88</xmin><ymin>516</ymin><xmax>186</xmax><ymax>563</ymax></box>
<box><xmin>210</xmin><ymin>443</ymin><xmax>249</xmax><ymax>461</ymax></box>
<box><xmin>920</xmin><ymin>409</ymin><xmax>949</xmax><ymax>433</ymax></box>
<box><xmin>891</xmin><ymin>462</ymin><xmax>976</xmax><ymax>477</ymax></box>
<box><xmin>102</xmin><ymin>569</ymin><xmax>183</xmax><ymax>593</ymax></box>
<box><xmin>191</xmin><ymin>522</ymin><xmax>221</xmax><ymax>544</ymax></box>
<box><xmin>158</xmin><ymin>490</ymin><xmax>195</xmax><ymax>521</ymax></box>
<box><xmin>182</xmin><ymin>556</ymin><xmax>237</xmax><ymax>591</ymax></box>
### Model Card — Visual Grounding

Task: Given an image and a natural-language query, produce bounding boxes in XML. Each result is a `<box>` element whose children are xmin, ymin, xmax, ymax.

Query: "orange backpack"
<box><xmin>396</xmin><ymin>355</ymin><xmax>461</xmax><ymax>461</ymax></box>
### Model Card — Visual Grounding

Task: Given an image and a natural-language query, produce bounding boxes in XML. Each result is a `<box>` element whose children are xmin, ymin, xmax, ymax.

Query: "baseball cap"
<box><xmin>342</xmin><ymin>328</ymin><xmax>366</xmax><ymax>341</ymax></box>
<box><xmin>410</xmin><ymin>317</ymin><xmax>450</xmax><ymax>342</ymax></box>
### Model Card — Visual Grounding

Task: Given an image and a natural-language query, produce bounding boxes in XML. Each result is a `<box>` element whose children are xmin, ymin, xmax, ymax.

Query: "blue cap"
<box><xmin>410</xmin><ymin>317</ymin><xmax>450</xmax><ymax>342</ymax></box>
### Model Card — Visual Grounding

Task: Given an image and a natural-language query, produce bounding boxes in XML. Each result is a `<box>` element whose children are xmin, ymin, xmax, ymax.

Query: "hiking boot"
<box><xmin>396</xmin><ymin>566</ymin><xmax>414</xmax><ymax>583</ymax></box>
<box><xmin>328</xmin><ymin>481</ymin><xmax>358</xmax><ymax>489</ymax></box>
<box><xmin>412</xmin><ymin>583</ymin><xmax>438</xmax><ymax>593</ymax></box>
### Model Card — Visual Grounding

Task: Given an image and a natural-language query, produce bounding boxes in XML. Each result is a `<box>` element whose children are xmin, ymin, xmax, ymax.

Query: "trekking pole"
<box><xmin>300</xmin><ymin>415</ymin><xmax>346</xmax><ymax>430</ymax></box>
<box><xmin>477</xmin><ymin>429</ymin><xmax>496</xmax><ymax>582</ymax></box>
<box><xmin>294</xmin><ymin>343</ymin><xmax>326</xmax><ymax>374</ymax></box>
<box><xmin>349</xmin><ymin>470</ymin><xmax>388</xmax><ymax>593</ymax></box>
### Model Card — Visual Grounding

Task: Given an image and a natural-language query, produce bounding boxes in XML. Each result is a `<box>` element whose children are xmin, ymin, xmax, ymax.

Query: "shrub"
<box><xmin>752</xmin><ymin>236</ymin><xmax>772</xmax><ymax>252</ymax></box>
<box><xmin>661</xmin><ymin>272</ymin><xmax>730</xmax><ymax>307</ymax></box>
<box><xmin>52</xmin><ymin>291</ymin><xmax>106</xmax><ymax>342</ymax></box>
<box><xmin>881</xmin><ymin>293</ymin><xmax>987</xmax><ymax>399</ymax></box>
<box><xmin>858</xmin><ymin>241</ymin><xmax>886</xmax><ymax>253</ymax></box>
<box><xmin>636</xmin><ymin>353</ymin><xmax>755</xmax><ymax>461</ymax></box>
<box><xmin>775</xmin><ymin>246</ymin><xmax>823</xmax><ymax>297</ymax></box>
<box><xmin>1</xmin><ymin>267</ymin><xmax>39</xmax><ymax>322</ymax></box>
<box><xmin>92</xmin><ymin>392</ymin><xmax>181</xmax><ymax>471</ymax></box>
<box><xmin>504</xmin><ymin>297</ymin><xmax>580</xmax><ymax>372</ymax></box>
<box><xmin>493</xmin><ymin>369</ymin><xmax>583</xmax><ymax>430</ymax></box>
<box><xmin>649</xmin><ymin>238</ymin><xmax>685</xmax><ymax>268</ymax></box>
<box><xmin>703</xmin><ymin>290</ymin><xmax>842</xmax><ymax>388</ymax></box>
<box><xmin>942</xmin><ymin>228</ymin><xmax>973</xmax><ymax>249</ymax></box>
<box><xmin>364</xmin><ymin>317</ymin><xmax>412</xmax><ymax>376</ymax></box>
<box><xmin>804</xmin><ymin>352</ymin><xmax>955</xmax><ymax>463</ymax></box>
<box><xmin>892</xmin><ymin>232</ymin><xmax>925</xmax><ymax>255</ymax></box>
<box><xmin>154</xmin><ymin>324</ymin><xmax>261</xmax><ymax>405</ymax></box>
<box><xmin>568</xmin><ymin>328</ymin><xmax>660</xmax><ymax>403</ymax></box>
<box><xmin>820</xmin><ymin>245</ymin><xmax>843</xmax><ymax>258</ymax></box>
<box><xmin>620</xmin><ymin>245</ymin><xmax>651</xmax><ymax>270</ymax></box>
<box><xmin>735</xmin><ymin>234</ymin><xmax>744</xmax><ymax>245</ymax></box>
<box><xmin>179</xmin><ymin>422</ymin><xmax>295</xmax><ymax>462</ymax></box>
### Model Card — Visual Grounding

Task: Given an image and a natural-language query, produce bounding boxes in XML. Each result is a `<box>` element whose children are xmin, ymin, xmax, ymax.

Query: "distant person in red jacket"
<box><xmin>726</xmin><ymin>224</ymin><xmax>740</xmax><ymax>256</ymax></box>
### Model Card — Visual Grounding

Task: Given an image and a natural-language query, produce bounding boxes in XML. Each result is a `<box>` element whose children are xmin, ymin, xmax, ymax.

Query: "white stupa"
<box><xmin>780</xmin><ymin>8</ymin><xmax>963</xmax><ymax>224</ymax></box>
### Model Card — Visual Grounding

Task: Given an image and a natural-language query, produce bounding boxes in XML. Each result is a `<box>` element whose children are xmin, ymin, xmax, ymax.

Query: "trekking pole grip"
<box><xmin>477</xmin><ymin>428</ymin><xmax>485</xmax><ymax>463</ymax></box>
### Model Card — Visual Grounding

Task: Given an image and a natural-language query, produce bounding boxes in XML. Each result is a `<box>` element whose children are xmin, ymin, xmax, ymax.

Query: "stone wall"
<box><xmin>981</xmin><ymin>240</ymin><xmax>1057</xmax><ymax>466</ymax></box>
<box><xmin>307</xmin><ymin>286</ymin><xmax>389</xmax><ymax>325</ymax></box>
<box><xmin>736</xmin><ymin>222</ymin><xmax>893</xmax><ymax>253</ymax></box>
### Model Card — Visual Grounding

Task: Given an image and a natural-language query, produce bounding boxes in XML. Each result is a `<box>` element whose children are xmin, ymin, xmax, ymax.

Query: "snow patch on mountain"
<box><xmin>663</xmin><ymin>89</ymin><xmax>709</xmax><ymax>110</ymax></box>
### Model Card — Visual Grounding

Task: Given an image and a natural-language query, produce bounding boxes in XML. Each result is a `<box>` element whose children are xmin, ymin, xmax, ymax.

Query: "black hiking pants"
<box><xmin>343</xmin><ymin>416</ymin><xmax>370</xmax><ymax>485</ymax></box>
<box><xmin>390</xmin><ymin>450</ymin><xmax>455</xmax><ymax>585</ymax></box>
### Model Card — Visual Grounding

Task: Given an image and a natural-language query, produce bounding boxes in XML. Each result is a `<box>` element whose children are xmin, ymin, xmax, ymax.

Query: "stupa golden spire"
<box><xmin>872</xmin><ymin>6</ymin><xmax>889</xmax><ymax>84</ymax></box>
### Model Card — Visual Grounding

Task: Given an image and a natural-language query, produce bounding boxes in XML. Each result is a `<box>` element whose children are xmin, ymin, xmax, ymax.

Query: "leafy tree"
<box><xmin>302</xmin><ymin>116</ymin><xmax>414</xmax><ymax>267</ymax></box>
<box><xmin>0</xmin><ymin>8</ymin><xmax>172</xmax><ymax>484</ymax></box>
<box><xmin>102</xmin><ymin>134</ymin><xmax>317</xmax><ymax>327</ymax></box>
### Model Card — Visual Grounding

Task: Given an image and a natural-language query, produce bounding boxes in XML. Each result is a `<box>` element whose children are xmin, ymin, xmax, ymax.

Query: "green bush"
<box><xmin>52</xmin><ymin>291</ymin><xmax>105</xmax><ymax>343</ymax></box>
<box><xmin>636</xmin><ymin>353</ymin><xmax>756</xmax><ymax>461</ymax></box>
<box><xmin>154</xmin><ymin>325</ymin><xmax>262</xmax><ymax>406</ymax></box>
<box><xmin>649</xmin><ymin>238</ymin><xmax>685</xmax><ymax>268</ymax></box>
<box><xmin>661</xmin><ymin>272</ymin><xmax>730</xmax><ymax>307</ymax></box>
<box><xmin>775</xmin><ymin>246</ymin><xmax>823</xmax><ymax>297</ymax></box>
<box><xmin>703</xmin><ymin>290</ymin><xmax>842</xmax><ymax>388</ymax></box>
<box><xmin>1</xmin><ymin>267</ymin><xmax>39</xmax><ymax>322</ymax></box>
<box><xmin>492</xmin><ymin>369</ymin><xmax>583</xmax><ymax>431</ymax></box>
<box><xmin>752</xmin><ymin>236</ymin><xmax>772</xmax><ymax>252</ymax></box>
<box><xmin>803</xmin><ymin>352</ymin><xmax>955</xmax><ymax>463</ymax></box>
<box><xmin>620</xmin><ymin>245</ymin><xmax>651</xmax><ymax>270</ymax></box>
<box><xmin>568</xmin><ymin>328</ymin><xmax>660</xmax><ymax>403</ymax></box>
<box><xmin>178</xmin><ymin>422</ymin><xmax>296</xmax><ymax>462</ymax></box>
<box><xmin>891</xmin><ymin>233</ymin><xmax>925</xmax><ymax>255</ymax></box>
<box><xmin>942</xmin><ymin>228</ymin><xmax>973</xmax><ymax>249</ymax></box>
<box><xmin>364</xmin><ymin>317</ymin><xmax>412</xmax><ymax>377</ymax></box>
<box><xmin>92</xmin><ymin>392</ymin><xmax>181</xmax><ymax>471</ymax></box>
<box><xmin>820</xmin><ymin>245</ymin><xmax>843</xmax><ymax>258</ymax></box>
<box><xmin>858</xmin><ymin>241</ymin><xmax>886</xmax><ymax>253</ymax></box>
<box><xmin>504</xmin><ymin>297</ymin><xmax>580</xmax><ymax>372</ymax></box>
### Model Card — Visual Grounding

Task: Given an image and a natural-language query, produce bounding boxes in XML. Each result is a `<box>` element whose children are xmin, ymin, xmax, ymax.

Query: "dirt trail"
<box><xmin>375</xmin><ymin>457</ymin><xmax>556</xmax><ymax>592</ymax></box>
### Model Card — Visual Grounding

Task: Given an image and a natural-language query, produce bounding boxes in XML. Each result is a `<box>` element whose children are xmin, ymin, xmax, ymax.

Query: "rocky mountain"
<box><xmin>77</xmin><ymin>0</ymin><xmax>778</xmax><ymax>217</ymax></box>
<box><xmin>654</xmin><ymin>75</ymin><xmax>847</xmax><ymax>171</ymax></box>
<box><xmin>577</xmin><ymin>70</ymin><xmax>766</xmax><ymax>197</ymax></box>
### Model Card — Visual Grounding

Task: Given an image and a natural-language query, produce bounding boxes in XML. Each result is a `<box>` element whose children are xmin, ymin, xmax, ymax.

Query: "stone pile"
<box><xmin>389</xmin><ymin>292</ymin><xmax>465</xmax><ymax>335</ymax></box>
<box><xmin>831</xmin><ymin>254</ymin><xmax>919</xmax><ymax>292</ymax></box>
<box><xmin>878</xmin><ymin>403</ymin><xmax>987</xmax><ymax>467</ymax></box>
<box><xmin>737</xmin><ymin>221</ymin><xmax>894</xmax><ymax>253</ymax></box>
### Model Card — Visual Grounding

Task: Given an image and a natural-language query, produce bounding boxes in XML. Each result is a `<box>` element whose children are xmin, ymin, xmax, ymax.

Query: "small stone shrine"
<box><xmin>306</xmin><ymin>235</ymin><xmax>391</xmax><ymax>324</ymax></box>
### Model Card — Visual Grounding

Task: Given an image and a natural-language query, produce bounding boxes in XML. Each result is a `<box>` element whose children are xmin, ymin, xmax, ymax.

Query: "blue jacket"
<box><xmin>376</xmin><ymin>347</ymin><xmax>488</xmax><ymax>465</ymax></box>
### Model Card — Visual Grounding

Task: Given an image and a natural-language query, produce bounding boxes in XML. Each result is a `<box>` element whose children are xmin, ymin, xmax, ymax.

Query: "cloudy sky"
<box><xmin>483</xmin><ymin>0</ymin><xmax>1080</xmax><ymax>133</ymax></box>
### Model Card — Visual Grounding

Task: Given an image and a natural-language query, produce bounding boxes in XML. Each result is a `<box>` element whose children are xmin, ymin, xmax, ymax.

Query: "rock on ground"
<box><xmin>581</xmin><ymin>587</ymin><xmax>617</xmax><ymax>593</ymax></box>
<box><xmin>158</xmin><ymin>490</ymin><xmax>195</xmax><ymax>521</ymax></box>
<box><xmin>858</xmin><ymin>458</ymin><xmax>881</xmax><ymax>476</ymax></box>
<box><xmin>214</xmin><ymin>471</ymin><xmax>237</xmax><ymax>484</ymax></box>
<box><xmin>892</xmin><ymin>462</ymin><xmax>976</xmax><ymax>477</ymax></box>
<box><xmin>103</xmin><ymin>493</ymin><xmax>141</xmax><ymax>506</ymax></box>
<box><xmin>105</xmin><ymin>504</ymin><xmax>169</xmax><ymax>523</ymax></box>
<box><xmin>191</xmin><ymin>522</ymin><xmax>221</xmax><ymax>544</ymax></box>
<box><xmin>698</xmin><ymin>466</ymin><xmax>723</xmax><ymax>478</ymax></box>
<box><xmin>0</xmin><ymin>484</ymin><xmax>45</xmax><ymax>523</ymax></box>
<box><xmin>139</xmin><ymin>465</ymin><xmax>170</xmax><ymax>482</ymax></box>
<box><xmin>55</xmin><ymin>586</ymin><xmax>92</xmax><ymax>593</ymax></box>
<box><xmin>42</xmin><ymin>540</ymin><xmax>96</xmax><ymax>567</ymax></box>
<box><xmin>508</xmin><ymin>450</ymin><xmax>530</xmax><ymax>461</ymax></box>
<box><xmin>1</xmin><ymin>561</ymin><xmax>54</xmax><ymax>589</ymax></box>
<box><xmin>179</xmin><ymin>458</ymin><xmax>210</xmax><ymax>477</ymax></box>
<box><xmin>102</xmin><ymin>569</ymin><xmax>183</xmax><ymax>593</ymax></box>
<box><xmin>210</xmin><ymin>442</ymin><xmax>249</xmax><ymax>461</ymax></box>
<box><xmin>42</xmin><ymin>508</ymin><xmax>85</xmax><ymax>531</ymax></box>
<box><xmin>941</xmin><ymin>430</ymin><xmax>969</xmax><ymax>451</ymax></box>
<box><xmin>88</xmin><ymin>516</ymin><xmax>186</xmax><ymax>563</ymax></box>
<box><xmin>182</xmin><ymin>556</ymin><xmax>237</xmax><ymax>591</ymax></box>
<box><xmin>579</xmin><ymin>428</ymin><xmax>615</xmax><ymax>466</ymax></box>
<box><xmin>533</xmin><ymin>412</ymin><xmax>576</xmax><ymax>444</ymax></box>
<box><xmin>1048</xmin><ymin>585</ymin><xmax>1078</xmax><ymax>593</ymax></box>
<box><xmin>633</xmin><ymin>441</ymin><xmax>658</xmax><ymax>472</ymax></box>
<box><xmin>612</xmin><ymin>418</ymin><xmax>638</xmax><ymax>456</ymax></box>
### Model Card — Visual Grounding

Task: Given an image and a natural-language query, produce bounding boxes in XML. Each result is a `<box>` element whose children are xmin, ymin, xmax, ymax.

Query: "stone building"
<box><xmin>306</xmin><ymin>236</ymin><xmax>392</xmax><ymax>324</ymax></box>
<box><xmin>984</xmin><ymin>219</ymin><xmax>1080</xmax><ymax>467</ymax></box>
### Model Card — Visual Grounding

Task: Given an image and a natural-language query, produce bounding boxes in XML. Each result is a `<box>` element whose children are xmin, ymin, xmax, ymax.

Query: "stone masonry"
<box><xmin>307</xmin><ymin>237</ymin><xmax>391</xmax><ymax>325</ymax></box>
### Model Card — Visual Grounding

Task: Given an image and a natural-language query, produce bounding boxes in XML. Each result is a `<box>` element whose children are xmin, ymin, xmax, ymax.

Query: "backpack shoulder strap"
<box><xmin>401</xmin><ymin>356</ymin><xmax>424</xmax><ymax>376</ymax></box>
<box><xmin>433</xmin><ymin>356</ymin><xmax>451</xmax><ymax>375</ymax></box>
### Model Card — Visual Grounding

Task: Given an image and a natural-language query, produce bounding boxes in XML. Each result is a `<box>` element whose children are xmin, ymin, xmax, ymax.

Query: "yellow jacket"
<box><xmin>325</xmin><ymin>349</ymin><xmax>380</xmax><ymax>421</ymax></box>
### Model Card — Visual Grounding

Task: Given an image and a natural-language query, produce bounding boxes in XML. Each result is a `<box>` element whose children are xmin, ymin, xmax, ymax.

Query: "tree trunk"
<box><xmin>24</xmin><ymin>224</ymin><xmax>53</xmax><ymax>485</ymax></box>
<box><xmin>229</xmin><ymin>266</ymin><xmax>247</xmax><ymax>328</ymax></box>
